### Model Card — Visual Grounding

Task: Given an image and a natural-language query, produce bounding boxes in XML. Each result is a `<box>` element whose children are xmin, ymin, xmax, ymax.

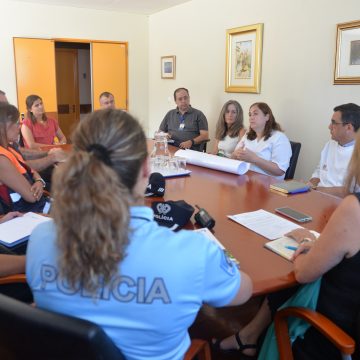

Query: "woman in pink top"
<box><xmin>21</xmin><ymin>95</ymin><xmax>67</xmax><ymax>149</ymax></box>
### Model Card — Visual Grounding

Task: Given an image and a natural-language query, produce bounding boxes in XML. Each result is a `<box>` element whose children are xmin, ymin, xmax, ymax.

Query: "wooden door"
<box><xmin>13</xmin><ymin>38</ymin><xmax>57</xmax><ymax>119</ymax></box>
<box><xmin>55</xmin><ymin>48</ymin><xmax>80</xmax><ymax>139</ymax></box>
<box><xmin>92</xmin><ymin>42</ymin><xmax>128</xmax><ymax>110</ymax></box>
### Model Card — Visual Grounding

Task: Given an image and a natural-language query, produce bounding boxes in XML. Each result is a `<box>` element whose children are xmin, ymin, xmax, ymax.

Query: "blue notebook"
<box><xmin>270</xmin><ymin>180</ymin><xmax>310</xmax><ymax>194</ymax></box>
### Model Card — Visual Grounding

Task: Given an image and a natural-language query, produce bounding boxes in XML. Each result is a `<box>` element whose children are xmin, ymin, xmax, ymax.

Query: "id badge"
<box><xmin>179</xmin><ymin>123</ymin><xmax>185</xmax><ymax>130</ymax></box>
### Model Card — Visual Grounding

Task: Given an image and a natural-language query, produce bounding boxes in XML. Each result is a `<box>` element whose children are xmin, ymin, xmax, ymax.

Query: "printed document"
<box><xmin>228</xmin><ymin>209</ymin><xmax>301</xmax><ymax>240</ymax></box>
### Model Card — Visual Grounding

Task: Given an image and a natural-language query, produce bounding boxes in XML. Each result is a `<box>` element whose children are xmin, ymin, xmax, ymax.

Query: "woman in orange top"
<box><xmin>21</xmin><ymin>94</ymin><xmax>66</xmax><ymax>149</ymax></box>
<box><xmin>0</xmin><ymin>103</ymin><xmax>46</xmax><ymax>214</ymax></box>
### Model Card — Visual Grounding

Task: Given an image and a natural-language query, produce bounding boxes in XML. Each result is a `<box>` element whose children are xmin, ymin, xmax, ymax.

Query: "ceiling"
<box><xmin>8</xmin><ymin>0</ymin><xmax>192</xmax><ymax>15</ymax></box>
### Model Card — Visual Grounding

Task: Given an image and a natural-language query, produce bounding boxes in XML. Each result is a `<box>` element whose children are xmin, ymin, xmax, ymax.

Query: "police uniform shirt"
<box><xmin>26</xmin><ymin>206</ymin><xmax>240</xmax><ymax>360</ymax></box>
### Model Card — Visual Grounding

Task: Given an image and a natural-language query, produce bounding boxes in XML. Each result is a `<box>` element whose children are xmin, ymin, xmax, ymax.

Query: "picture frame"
<box><xmin>225</xmin><ymin>23</ymin><xmax>263</xmax><ymax>93</ymax></box>
<box><xmin>161</xmin><ymin>55</ymin><xmax>176</xmax><ymax>79</ymax></box>
<box><xmin>334</xmin><ymin>20</ymin><xmax>360</xmax><ymax>84</ymax></box>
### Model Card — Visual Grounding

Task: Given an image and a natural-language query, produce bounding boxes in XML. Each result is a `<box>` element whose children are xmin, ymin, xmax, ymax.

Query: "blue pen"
<box><xmin>285</xmin><ymin>245</ymin><xmax>298</xmax><ymax>251</ymax></box>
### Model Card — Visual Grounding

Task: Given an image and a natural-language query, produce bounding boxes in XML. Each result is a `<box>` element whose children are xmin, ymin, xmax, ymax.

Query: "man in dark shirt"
<box><xmin>159</xmin><ymin>88</ymin><xmax>209</xmax><ymax>151</ymax></box>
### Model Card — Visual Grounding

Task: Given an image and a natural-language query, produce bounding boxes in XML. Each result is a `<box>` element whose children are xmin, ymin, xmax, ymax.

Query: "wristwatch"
<box><xmin>35</xmin><ymin>178</ymin><xmax>46</xmax><ymax>188</ymax></box>
<box><xmin>191</xmin><ymin>139</ymin><xmax>195</xmax><ymax>147</ymax></box>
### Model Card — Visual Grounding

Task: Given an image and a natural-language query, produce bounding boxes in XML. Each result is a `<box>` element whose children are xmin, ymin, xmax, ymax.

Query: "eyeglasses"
<box><xmin>330</xmin><ymin>120</ymin><xmax>344</xmax><ymax>126</ymax></box>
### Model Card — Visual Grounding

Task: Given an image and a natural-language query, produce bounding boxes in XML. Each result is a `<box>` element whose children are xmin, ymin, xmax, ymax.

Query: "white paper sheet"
<box><xmin>228</xmin><ymin>209</ymin><xmax>301</xmax><ymax>240</ymax></box>
<box><xmin>174</xmin><ymin>149</ymin><xmax>250</xmax><ymax>175</ymax></box>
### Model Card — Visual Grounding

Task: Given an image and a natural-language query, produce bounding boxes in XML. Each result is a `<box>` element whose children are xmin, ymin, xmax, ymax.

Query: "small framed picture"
<box><xmin>161</xmin><ymin>55</ymin><xmax>176</xmax><ymax>79</ymax></box>
<box><xmin>334</xmin><ymin>20</ymin><xmax>360</xmax><ymax>84</ymax></box>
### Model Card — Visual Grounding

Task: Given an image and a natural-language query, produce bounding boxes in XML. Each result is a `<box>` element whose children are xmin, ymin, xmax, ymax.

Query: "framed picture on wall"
<box><xmin>161</xmin><ymin>55</ymin><xmax>176</xmax><ymax>79</ymax></box>
<box><xmin>334</xmin><ymin>19</ymin><xmax>360</xmax><ymax>84</ymax></box>
<box><xmin>225</xmin><ymin>23</ymin><xmax>263</xmax><ymax>93</ymax></box>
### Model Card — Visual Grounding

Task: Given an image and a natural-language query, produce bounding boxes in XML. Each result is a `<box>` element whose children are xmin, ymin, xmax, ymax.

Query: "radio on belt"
<box><xmin>194</xmin><ymin>205</ymin><xmax>215</xmax><ymax>229</ymax></box>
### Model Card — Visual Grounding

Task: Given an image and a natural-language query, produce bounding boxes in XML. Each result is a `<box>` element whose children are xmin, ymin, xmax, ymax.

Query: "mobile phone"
<box><xmin>275</xmin><ymin>207</ymin><xmax>312</xmax><ymax>223</ymax></box>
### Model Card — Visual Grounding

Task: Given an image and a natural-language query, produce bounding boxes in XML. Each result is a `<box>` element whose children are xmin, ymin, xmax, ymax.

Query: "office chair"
<box><xmin>285</xmin><ymin>141</ymin><xmax>301</xmax><ymax>180</ymax></box>
<box><xmin>198</xmin><ymin>139</ymin><xmax>210</xmax><ymax>153</ymax></box>
<box><xmin>0</xmin><ymin>290</ymin><xmax>211</xmax><ymax>360</ymax></box>
<box><xmin>274</xmin><ymin>306</ymin><xmax>356</xmax><ymax>360</ymax></box>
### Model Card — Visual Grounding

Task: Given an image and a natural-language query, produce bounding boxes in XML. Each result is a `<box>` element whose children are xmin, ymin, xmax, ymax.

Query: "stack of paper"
<box><xmin>0</xmin><ymin>212</ymin><xmax>51</xmax><ymax>247</ymax></box>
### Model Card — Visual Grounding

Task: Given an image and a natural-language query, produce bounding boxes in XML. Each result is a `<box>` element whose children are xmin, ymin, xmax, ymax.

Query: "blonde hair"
<box><xmin>52</xmin><ymin>109</ymin><xmax>147</xmax><ymax>294</ymax></box>
<box><xmin>345</xmin><ymin>130</ymin><xmax>360</xmax><ymax>194</ymax></box>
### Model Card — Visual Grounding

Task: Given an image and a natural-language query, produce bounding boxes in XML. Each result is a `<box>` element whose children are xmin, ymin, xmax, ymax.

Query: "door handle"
<box><xmin>72</xmin><ymin>104</ymin><xmax>76</xmax><ymax>113</ymax></box>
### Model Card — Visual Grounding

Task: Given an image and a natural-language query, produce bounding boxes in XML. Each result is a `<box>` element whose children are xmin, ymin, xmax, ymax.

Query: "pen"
<box><xmin>285</xmin><ymin>245</ymin><xmax>298</xmax><ymax>251</ymax></box>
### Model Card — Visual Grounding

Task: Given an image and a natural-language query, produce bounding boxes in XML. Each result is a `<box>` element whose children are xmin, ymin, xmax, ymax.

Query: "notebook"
<box><xmin>270</xmin><ymin>180</ymin><xmax>310</xmax><ymax>194</ymax></box>
<box><xmin>264</xmin><ymin>236</ymin><xmax>299</xmax><ymax>261</ymax></box>
<box><xmin>264</xmin><ymin>230</ymin><xmax>320</xmax><ymax>261</ymax></box>
<box><xmin>0</xmin><ymin>212</ymin><xmax>51</xmax><ymax>247</ymax></box>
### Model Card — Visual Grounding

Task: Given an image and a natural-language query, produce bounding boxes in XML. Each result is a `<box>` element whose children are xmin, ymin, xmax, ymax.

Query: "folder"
<box><xmin>270</xmin><ymin>180</ymin><xmax>310</xmax><ymax>194</ymax></box>
<box><xmin>0</xmin><ymin>212</ymin><xmax>51</xmax><ymax>247</ymax></box>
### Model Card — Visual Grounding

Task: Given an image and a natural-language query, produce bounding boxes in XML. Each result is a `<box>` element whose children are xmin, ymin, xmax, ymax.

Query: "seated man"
<box><xmin>99</xmin><ymin>91</ymin><xmax>116</xmax><ymax>109</ymax></box>
<box><xmin>309</xmin><ymin>103</ymin><xmax>360</xmax><ymax>188</ymax></box>
<box><xmin>159</xmin><ymin>87</ymin><xmax>209</xmax><ymax>151</ymax></box>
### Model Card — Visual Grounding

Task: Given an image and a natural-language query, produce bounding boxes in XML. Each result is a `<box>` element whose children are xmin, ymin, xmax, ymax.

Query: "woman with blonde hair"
<box><xmin>26</xmin><ymin>109</ymin><xmax>252</xmax><ymax>359</ymax></box>
<box><xmin>213</xmin><ymin>100</ymin><xmax>246</xmax><ymax>157</ymax></box>
<box><xmin>232</xmin><ymin>102</ymin><xmax>291</xmax><ymax>179</ymax></box>
<box><xmin>21</xmin><ymin>94</ymin><xmax>66</xmax><ymax>149</ymax></box>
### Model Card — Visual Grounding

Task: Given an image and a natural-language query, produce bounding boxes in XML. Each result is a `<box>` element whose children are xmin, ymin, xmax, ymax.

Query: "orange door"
<box><xmin>13</xmin><ymin>38</ymin><xmax>57</xmax><ymax>120</ymax></box>
<box><xmin>55</xmin><ymin>48</ymin><xmax>80</xmax><ymax>139</ymax></box>
<box><xmin>92</xmin><ymin>42</ymin><xmax>128</xmax><ymax>110</ymax></box>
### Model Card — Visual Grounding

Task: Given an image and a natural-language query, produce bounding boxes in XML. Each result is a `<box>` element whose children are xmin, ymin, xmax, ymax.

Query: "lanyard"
<box><xmin>178</xmin><ymin>114</ymin><xmax>185</xmax><ymax>130</ymax></box>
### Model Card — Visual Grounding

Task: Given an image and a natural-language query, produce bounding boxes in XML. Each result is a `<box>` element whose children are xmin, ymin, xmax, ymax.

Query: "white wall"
<box><xmin>1</xmin><ymin>0</ymin><xmax>149</xmax><ymax>130</ymax></box>
<box><xmin>149</xmin><ymin>0</ymin><xmax>360</xmax><ymax>179</ymax></box>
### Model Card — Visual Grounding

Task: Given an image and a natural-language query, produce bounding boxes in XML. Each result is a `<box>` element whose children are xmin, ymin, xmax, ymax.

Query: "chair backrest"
<box><xmin>285</xmin><ymin>141</ymin><xmax>301</xmax><ymax>180</ymax></box>
<box><xmin>0</xmin><ymin>293</ymin><xmax>125</xmax><ymax>360</ymax></box>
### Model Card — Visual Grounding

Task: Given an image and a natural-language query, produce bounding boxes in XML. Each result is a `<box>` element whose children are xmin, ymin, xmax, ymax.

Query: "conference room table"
<box><xmin>145</xmin><ymin>144</ymin><xmax>342</xmax><ymax>297</ymax></box>
<box><xmin>49</xmin><ymin>142</ymin><xmax>342</xmax><ymax>297</ymax></box>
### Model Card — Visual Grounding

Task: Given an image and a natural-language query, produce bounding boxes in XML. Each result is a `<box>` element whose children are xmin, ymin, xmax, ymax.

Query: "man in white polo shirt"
<box><xmin>309</xmin><ymin>103</ymin><xmax>360</xmax><ymax>188</ymax></box>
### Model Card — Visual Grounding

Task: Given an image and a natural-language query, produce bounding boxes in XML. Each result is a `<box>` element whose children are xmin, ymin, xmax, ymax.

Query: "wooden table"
<box><xmin>54</xmin><ymin>141</ymin><xmax>342</xmax><ymax>296</ymax></box>
<box><xmin>146</xmin><ymin>145</ymin><xmax>341</xmax><ymax>296</ymax></box>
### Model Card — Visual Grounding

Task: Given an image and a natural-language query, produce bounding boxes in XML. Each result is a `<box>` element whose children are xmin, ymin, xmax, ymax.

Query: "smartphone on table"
<box><xmin>275</xmin><ymin>206</ymin><xmax>312</xmax><ymax>223</ymax></box>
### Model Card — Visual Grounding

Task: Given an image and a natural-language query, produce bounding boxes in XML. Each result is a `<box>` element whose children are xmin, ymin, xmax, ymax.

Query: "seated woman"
<box><xmin>232</xmin><ymin>102</ymin><xmax>291</xmax><ymax>179</ymax></box>
<box><xmin>213</xmin><ymin>100</ymin><xmax>246</xmax><ymax>157</ymax></box>
<box><xmin>21</xmin><ymin>94</ymin><xmax>66</xmax><ymax>149</ymax></box>
<box><xmin>0</xmin><ymin>103</ymin><xmax>47</xmax><ymax>214</ymax></box>
<box><xmin>215</xmin><ymin>131</ymin><xmax>360</xmax><ymax>359</ymax></box>
<box><xmin>26</xmin><ymin>109</ymin><xmax>253</xmax><ymax>359</ymax></box>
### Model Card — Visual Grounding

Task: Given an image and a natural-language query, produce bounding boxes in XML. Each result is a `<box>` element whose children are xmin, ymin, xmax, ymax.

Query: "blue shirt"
<box><xmin>26</xmin><ymin>206</ymin><xmax>240</xmax><ymax>360</ymax></box>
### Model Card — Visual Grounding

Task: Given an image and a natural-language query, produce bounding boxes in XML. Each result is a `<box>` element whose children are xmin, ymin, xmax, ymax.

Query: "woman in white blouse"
<box><xmin>232</xmin><ymin>102</ymin><xmax>291</xmax><ymax>179</ymax></box>
<box><xmin>213</xmin><ymin>100</ymin><xmax>246</xmax><ymax>158</ymax></box>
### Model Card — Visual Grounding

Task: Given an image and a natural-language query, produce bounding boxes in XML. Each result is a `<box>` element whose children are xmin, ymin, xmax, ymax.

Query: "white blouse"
<box><xmin>217</xmin><ymin>135</ymin><xmax>240</xmax><ymax>157</ymax></box>
<box><xmin>235</xmin><ymin>130</ymin><xmax>292</xmax><ymax>179</ymax></box>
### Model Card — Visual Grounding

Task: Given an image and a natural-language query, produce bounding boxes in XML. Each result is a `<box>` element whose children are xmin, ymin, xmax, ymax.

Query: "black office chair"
<box><xmin>0</xmin><ymin>293</ymin><xmax>125</xmax><ymax>360</ymax></box>
<box><xmin>0</xmin><ymin>292</ymin><xmax>212</xmax><ymax>360</ymax></box>
<box><xmin>285</xmin><ymin>141</ymin><xmax>301</xmax><ymax>180</ymax></box>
